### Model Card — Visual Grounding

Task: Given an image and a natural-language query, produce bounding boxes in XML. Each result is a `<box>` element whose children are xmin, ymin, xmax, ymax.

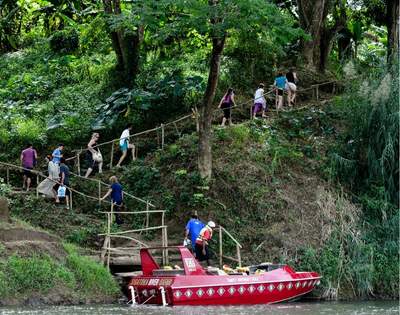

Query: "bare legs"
<box><xmin>23</xmin><ymin>175</ymin><xmax>31</xmax><ymax>191</ymax></box>
<box><xmin>287</xmin><ymin>89</ymin><xmax>292</xmax><ymax>106</ymax></box>
<box><xmin>116</xmin><ymin>144</ymin><xmax>136</xmax><ymax>167</ymax></box>
<box><xmin>221</xmin><ymin>117</ymin><xmax>232</xmax><ymax>127</ymax></box>
<box><xmin>84</xmin><ymin>161</ymin><xmax>102</xmax><ymax>178</ymax></box>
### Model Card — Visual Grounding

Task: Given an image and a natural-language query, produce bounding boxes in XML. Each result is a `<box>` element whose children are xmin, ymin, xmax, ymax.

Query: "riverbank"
<box><xmin>0</xmin><ymin>219</ymin><xmax>119</xmax><ymax>306</ymax></box>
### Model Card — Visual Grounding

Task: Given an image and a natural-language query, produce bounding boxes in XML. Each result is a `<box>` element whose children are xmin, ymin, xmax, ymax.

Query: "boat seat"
<box><xmin>152</xmin><ymin>269</ymin><xmax>186</xmax><ymax>276</ymax></box>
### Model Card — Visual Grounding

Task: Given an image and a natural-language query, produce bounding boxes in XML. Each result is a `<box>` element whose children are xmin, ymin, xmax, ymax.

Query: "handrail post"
<box><xmin>236</xmin><ymin>244</ymin><xmax>241</xmax><ymax>267</ymax></box>
<box><xmin>161</xmin><ymin>123</ymin><xmax>165</xmax><ymax>149</ymax></box>
<box><xmin>70</xmin><ymin>190</ymin><xmax>73</xmax><ymax>211</ymax></box>
<box><xmin>98</xmin><ymin>180</ymin><xmax>101</xmax><ymax>207</ymax></box>
<box><xmin>36</xmin><ymin>174</ymin><xmax>39</xmax><ymax>198</ymax></box>
<box><xmin>219</xmin><ymin>226</ymin><xmax>223</xmax><ymax>268</ymax></box>
<box><xmin>109</xmin><ymin>141</ymin><xmax>114</xmax><ymax>169</ymax></box>
<box><xmin>106</xmin><ymin>212</ymin><xmax>111</xmax><ymax>270</ymax></box>
<box><xmin>164</xmin><ymin>226</ymin><xmax>169</xmax><ymax>265</ymax></box>
<box><xmin>161</xmin><ymin>211</ymin><xmax>166</xmax><ymax>265</ymax></box>
<box><xmin>145</xmin><ymin>201</ymin><xmax>150</xmax><ymax>231</ymax></box>
<box><xmin>77</xmin><ymin>153</ymin><xmax>81</xmax><ymax>176</ymax></box>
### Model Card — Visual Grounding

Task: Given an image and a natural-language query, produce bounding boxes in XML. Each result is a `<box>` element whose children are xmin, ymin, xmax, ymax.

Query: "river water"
<box><xmin>0</xmin><ymin>301</ymin><xmax>398</xmax><ymax>315</ymax></box>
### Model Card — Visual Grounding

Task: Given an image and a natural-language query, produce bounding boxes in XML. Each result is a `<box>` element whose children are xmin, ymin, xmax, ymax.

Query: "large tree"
<box><xmin>102</xmin><ymin>0</ymin><xmax>143</xmax><ymax>87</ymax></box>
<box><xmin>296</xmin><ymin>0</ymin><xmax>347</xmax><ymax>72</ymax></box>
<box><xmin>386</xmin><ymin>0</ymin><xmax>399</xmax><ymax>64</ymax></box>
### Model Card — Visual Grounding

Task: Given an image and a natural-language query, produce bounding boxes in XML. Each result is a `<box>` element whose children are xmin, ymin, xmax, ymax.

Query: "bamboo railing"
<box><xmin>99</xmin><ymin>204</ymin><xmax>168</xmax><ymax>270</ymax></box>
<box><xmin>218</xmin><ymin>225</ymin><xmax>243</xmax><ymax>268</ymax></box>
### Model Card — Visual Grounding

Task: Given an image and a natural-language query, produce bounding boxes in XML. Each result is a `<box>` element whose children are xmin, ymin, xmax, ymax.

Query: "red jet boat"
<box><xmin>127</xmin><ymin>246</ymin><xmax>321</xmax><ymax>306</ymax></box>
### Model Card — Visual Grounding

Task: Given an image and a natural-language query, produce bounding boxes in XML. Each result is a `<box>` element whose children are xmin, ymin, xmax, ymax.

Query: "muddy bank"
<box><xmin>0</xmin><ymin>223</ymin><xmax>120</xmax><ymax>307</ymax></box>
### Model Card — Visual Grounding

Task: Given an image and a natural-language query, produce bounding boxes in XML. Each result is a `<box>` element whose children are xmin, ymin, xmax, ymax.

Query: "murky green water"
<box><xmin>0</xmin><ymin>301</ymin><xmax>398</xmax><ymax>315</ymax></box>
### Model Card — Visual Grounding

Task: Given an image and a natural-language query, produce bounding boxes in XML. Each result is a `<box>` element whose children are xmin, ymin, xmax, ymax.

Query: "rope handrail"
<box><xmin>68</xmin><ymin>89</ymin><xmax>277</xmax><ymax>157</ymax></box>
<box><xmin>99</xmin><ymin>210</ymin><xmax>165</xmax><ymax>214</ymax></box>
<box><xmin>99</xmin><ymin>225</ymin><xmax>167</xmax><ymax>236</ymax></box>
<box><xmin>0</xmin><ymin>161</ymin><xmax>112</xmax><ymax>204</ymax></box>
<box><xmin>0</xmin><ymin>161</ymin><xmax>155</xmax><ymax>208</ymax></box>
<box><xmin>68</xmin><ymin>170</ymin><xmax>155</xmax><ymax>207</ymax></box>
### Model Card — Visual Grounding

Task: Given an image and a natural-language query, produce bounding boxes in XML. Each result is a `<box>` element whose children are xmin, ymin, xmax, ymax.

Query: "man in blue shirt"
<box><xmin>52</xmin><ymin>144</ymin><xmax>64</xmax><ymax>164</ymax></box>
<box><xmin>101</xmin><ymin>176</ymin><xmax>123</xmax><ymax>225</ymax></box>
<box><xmin>184</xmin><ymin>213</ymin><xmax>205</xmax><ymax>253</ymax></box>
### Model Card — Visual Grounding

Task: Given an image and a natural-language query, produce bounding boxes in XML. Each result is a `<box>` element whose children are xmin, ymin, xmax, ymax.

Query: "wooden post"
<box><xmin>77</xmin><ymin>153</ymin><xmax>81</xmax><ymax>176</ymax></box>
<box><xmin>161</xmin><ymin>211</ymin><xmax>165</xmax><ymax>265</ymax></box>
<box><xmin>106</xmin><ymin>212</ymin><xmax>111</xmax><ymax>270</ymax></box>
<box><xmin>36</xmin><ymin>174</ymin><xmax>39</xmax><ymax>198</ymax></box>
<box><xmin>6</xmin><ymin>167</ymin><xmax>9</xmax><ymax>185</ymax></box>
<box><xmin>98</xmin><ymin>180</ymin><xmax>101</xmax><ymax>207</ymax></box>
<box><xmin>70</xmin><ymin>190</ymin><xmax>73</xmax><ymax>211</ymax></box>
<box><xmin>109</xmin><ymin>141</ymin><xmax>114</xmax><ymax>169</ymax></box>
<box><xmin>164</xmin><ymin>226</ymin><xmax>169</xmax><ymax>265</ymax></box>
<box><xmin>316</xmin><ymin>85</ymin><xmax>319</xmax><ymax>101</ymax></box>
<box><xmin>219</xmin><ymin>226</ymin><xmax>223</xmax><ymax>268</ymax></box>
<box><xmin>236</xmin><ymin>244</ymin><xmax>242</xmax><ymax>267</ymax></box>
<box><xmin>145</xmin><ymin>201</ymin><xmax>150</xmax><ymax>231</ymax></box>
<box><xmin>110</xmin><ymin>202</ymin><xmax>114</xmax><ymax>225</ymax></box>
<box><xmin>332</xmin><ymin>82</ymin><xmax>336</xmax><ymax>94</ymax></box>
<box><xmin>161</xmin><ymin>123</ymin><xmax>165</xmax><ymax>149</ymax></box>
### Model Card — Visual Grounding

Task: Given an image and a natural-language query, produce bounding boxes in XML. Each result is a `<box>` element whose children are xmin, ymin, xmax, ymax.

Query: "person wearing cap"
<box><xmin>184</xmin><ymin>213</ymin><xmax>205</xmax><ymax>253</ymax></box>
<box><xmin>195</xmin><ymin>221</ymin><xmax>216</xmax><ymax>266</ymax></box>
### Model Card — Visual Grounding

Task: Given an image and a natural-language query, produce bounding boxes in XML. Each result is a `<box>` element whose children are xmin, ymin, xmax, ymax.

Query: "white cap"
<box><xmin>207</xmin><ymin>221</ymin><xmax>216</xmax><ymax>228</ymax></box>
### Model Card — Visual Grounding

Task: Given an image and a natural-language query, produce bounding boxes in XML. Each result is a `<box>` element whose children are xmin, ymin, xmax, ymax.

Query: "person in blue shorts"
<box><xmin>184</xmin><ymin>212</ymin><xmax>205</xmax><ymax>254</ymax></box>
<box><xmin>274</xmin><ymin>72</ymin><xmax>288</xmax><ymax>110</ymax></box>
<box><xmin>116</xmin><ymin>124</ymin><xmax>136</xmax><ymax>167</ymax></box>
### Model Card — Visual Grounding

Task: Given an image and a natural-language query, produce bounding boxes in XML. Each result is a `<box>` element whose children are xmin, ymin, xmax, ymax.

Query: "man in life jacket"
<box><xmin>195</xmin><ymin>221</ymin><xmax>216</xmax><ymax>266</ymax></box>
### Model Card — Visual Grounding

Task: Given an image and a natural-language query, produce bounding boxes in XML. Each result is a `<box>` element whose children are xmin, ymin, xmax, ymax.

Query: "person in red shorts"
<box><xmin>195</xmin><ymin>221</ymin><xmax>216</xmax><ymax>266</ymax></box>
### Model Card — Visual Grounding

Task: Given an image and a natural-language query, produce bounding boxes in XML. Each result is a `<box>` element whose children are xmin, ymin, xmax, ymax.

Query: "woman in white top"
<box><xmin>253</xmin><ymin>83</ymin><xmax>267</xmax><ymax>119</ymax></box>
<box><xmin>116</xmin><ymin>124</ymin><xmax>136</xmax><ymax>167</ymax></box>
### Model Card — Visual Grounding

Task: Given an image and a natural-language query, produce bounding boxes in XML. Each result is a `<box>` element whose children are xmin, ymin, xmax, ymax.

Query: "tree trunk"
<box><xmin>297</xmin><ymin>0</ymin><xmax>328</xmax><ymax>71</ymax></box>
<box><xmin>102</xmin><ymin>0</ymin><xmax>142</xmax><ymax>87</ymax></box>
<box><xmin>297</xmin><ymin>0</ymin><xmax>345</xmax><ymax>72</ymax></box>
<box><xmin>387</xmin><ymin>0</ymin><xmax>399</xmax><ymax>64</ymax></box>
<box><xmin>198</xmin><ymin>37</ymin><xmax>226</xmax><ymax>180</ymax></box>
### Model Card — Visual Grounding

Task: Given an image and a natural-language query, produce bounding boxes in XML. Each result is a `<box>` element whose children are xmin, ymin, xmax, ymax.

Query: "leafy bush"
<box><xmin>64</xmin><ymin>243</ymin><xmax>119</xmax><ymax>296</ymax></box>
<box><xmin>50</xmin><ymin>28</ymin><xmax>80</xmax><ymax>53</ymax></box>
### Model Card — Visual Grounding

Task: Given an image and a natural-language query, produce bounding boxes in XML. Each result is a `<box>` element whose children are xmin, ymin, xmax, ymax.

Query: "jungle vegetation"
<box><xmin>0</xmin><ymin>0</ymin><xmax>398</xmax><ymax>301</ymax></box>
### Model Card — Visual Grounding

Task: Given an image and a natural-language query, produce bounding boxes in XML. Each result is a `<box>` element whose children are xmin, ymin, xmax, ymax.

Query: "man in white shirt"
<box><xmin>116</xmin><ymin>124</ymin><xmax>136</xmax><ymax>167</ymax></box>
<box><xmin>253</xmin><ymin>83</ymin><xmax>267</xmax><ymax>119</ymax></box>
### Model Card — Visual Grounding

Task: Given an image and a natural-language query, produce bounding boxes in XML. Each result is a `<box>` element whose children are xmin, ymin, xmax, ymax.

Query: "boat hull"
<box><xmin>129</xmin><ymin>271</ymin><xmax>321</xmax><ymax>305</ymax></box>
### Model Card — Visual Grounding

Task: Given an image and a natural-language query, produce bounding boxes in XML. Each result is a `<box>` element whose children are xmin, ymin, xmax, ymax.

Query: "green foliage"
<box><xmin>2</xmin><ymin>254</ymin><xmax>74</xmax><ymax>295</ymax></box>
<box><xmin>64</xmin><ymin>243</ymin><xmax>119</xmax><ymax>296</ymax></box>
<box><xmin>50</xmin><ymin>28</ymin><xmax>80</xmax><ymax>53</ymax></box>
<box><xmin>331</xmin><ymin>69</ymin><xmax>399</xmax><ymax>205</ymax></box>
